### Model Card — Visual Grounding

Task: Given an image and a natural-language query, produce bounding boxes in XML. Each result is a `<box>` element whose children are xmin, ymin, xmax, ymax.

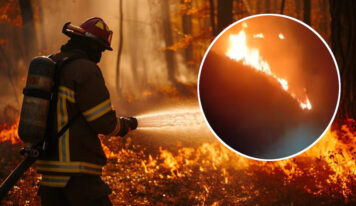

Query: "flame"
<box><xmin>0</xmin><ymin>118</ymin><xmax>22</xmax><ymax>145</ymax></box>
<box><xmin>300</xmin><ymin>97</ymin><xmax>312</xmax><ymax>110</ymax></box>
<box><xmin>226</xmin><ymin>28</ymin><xmax>312</xmax><ymax>110</ymax></box>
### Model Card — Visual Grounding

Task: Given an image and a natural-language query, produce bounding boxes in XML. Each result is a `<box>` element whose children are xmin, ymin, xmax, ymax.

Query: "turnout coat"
<box><xmin>35</xmin><ymin>50</ymin><xmax>120</xmax><ymax>187</ymax></box>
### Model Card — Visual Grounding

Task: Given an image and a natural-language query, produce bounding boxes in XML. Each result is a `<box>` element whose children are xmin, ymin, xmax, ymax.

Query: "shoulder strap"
<box><xmin>42</xmin><ymin>53</ymin><xmax>86</xmax><ymax>152</ymax></box>
<box><xmin>53</xmin><ymin>113</ymin><xmax>81</xmax><ymax>140</ymax></box>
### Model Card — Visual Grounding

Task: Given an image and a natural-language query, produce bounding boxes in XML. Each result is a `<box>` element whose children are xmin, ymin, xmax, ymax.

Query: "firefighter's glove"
<box><xmin>118</xmin><ymin>117</ymin><xmax>138</xmax><ymax>137</ymax></box>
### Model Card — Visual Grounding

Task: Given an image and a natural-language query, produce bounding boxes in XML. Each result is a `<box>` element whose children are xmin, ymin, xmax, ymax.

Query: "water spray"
<box><xmin>136</xmin><ymin>108</ymin><xmax>205</xmax><ymax>130</ymax></box>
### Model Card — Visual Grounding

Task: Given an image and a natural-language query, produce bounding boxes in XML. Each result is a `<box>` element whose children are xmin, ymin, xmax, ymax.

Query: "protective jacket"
<box><xmin>35</xmin><ymin>49</ymin><xmax>120</xmax><ymax>187</ymax></box>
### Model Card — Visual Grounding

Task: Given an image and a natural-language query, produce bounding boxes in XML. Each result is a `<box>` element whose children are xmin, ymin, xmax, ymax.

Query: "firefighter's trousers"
<box><xmin>38</xmin><ymin>174</ymin><xmax>112</xmax><ymax>206</ymax></box>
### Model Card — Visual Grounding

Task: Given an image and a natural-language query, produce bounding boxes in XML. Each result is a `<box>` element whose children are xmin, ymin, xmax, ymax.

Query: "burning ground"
<box><xmin>0</xmin><ymin>115</ymin><xmax>355</xmax><ymax>205</ymax></box>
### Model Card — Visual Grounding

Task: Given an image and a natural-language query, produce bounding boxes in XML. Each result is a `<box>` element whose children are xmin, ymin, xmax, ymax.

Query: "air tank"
<box><xmin>18</xmin><ymin>57</ymin><xmax>55</xmax><ymax>145</ymax></box>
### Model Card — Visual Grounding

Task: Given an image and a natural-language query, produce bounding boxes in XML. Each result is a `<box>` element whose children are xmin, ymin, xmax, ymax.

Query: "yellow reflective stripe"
<box><xmin>59</xmin><ymin>86</ymin><xmax>74</xmax><ymax>97</ymax></box>
<box><xmin>37</xmin><ymin>167</ymin><xmax>102</xmax><ymax>175</ymax></box>
<box><xmin>57</xmin><ymin>98</ymin><xmax>63</xmax><ymax>162</ymax></box>
<box><xmin>35</xmin><ymin>160</ymin><xmax>102</xmax><ymax>175</ymax></box>
<box><xmin>41</xmin><ymin>175</ymin><xmax>70</xmax><ymax>187</ymax></box>
<box><xmin>83</xmin><ymin>99</ymin><xmax>112</xmax><ymax>122</ymax></box>
<box><xmin>36</xmin><ymin>160</ymin><xmax>102</xmax><ymax>169</ymax></box>
<box><xmin>88</xmin><ymin>106</ymin><xmax>111</xmax><ymax>122</ymax></box>
<box><xmin>58</xmin><ymin>86</ymin><xmax>75</xmax><ymax>103</ymax></box>
<box><xmin>58</xmin><ymin>93</ymin><xmax>75</xmax><ymax>103</ymax></box>
<box><xmin>57</xmin><ymin>96</ymin><xmax>70</xmax><ymax>162</ymax></box>
<box><xmin>42</xmin><ymin>175</ymin><xmax>71</xmax><ymax>180</ymax></box>
<box><xmin>40</xmin><ymin>181</ymin><xmax>67</xmax><ymax>187</ymax></box>
<box><xmin>63</xmin><ymin>99</ymin><xmax>70</xmax><ymax>161</ymax></box>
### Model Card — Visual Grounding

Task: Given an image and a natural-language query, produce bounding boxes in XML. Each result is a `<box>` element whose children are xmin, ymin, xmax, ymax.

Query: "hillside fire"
<box><xmin>226</xmin><ymin>27</ymin><xmax>312</xmax><ymax>110</ymax></box>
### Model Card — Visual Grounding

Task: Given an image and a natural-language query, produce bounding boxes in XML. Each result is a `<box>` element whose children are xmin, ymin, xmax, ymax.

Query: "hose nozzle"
<box><xmin>127</xmin><ymin>117</ymin><xmax>138</xmax><ymax>130</ymax></box>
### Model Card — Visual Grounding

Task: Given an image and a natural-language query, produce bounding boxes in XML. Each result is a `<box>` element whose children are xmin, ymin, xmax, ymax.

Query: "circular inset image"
<box><xmin>198</xmin><ymin>14</ymin><xmax>340</xmax><ymax>161</ymax></box>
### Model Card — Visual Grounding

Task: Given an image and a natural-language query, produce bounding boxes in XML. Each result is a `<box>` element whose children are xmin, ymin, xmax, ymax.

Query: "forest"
<box><xmin>0</xmin><ymin>0</ymin><xmax>355</xmax><ymax>205</ymax></box>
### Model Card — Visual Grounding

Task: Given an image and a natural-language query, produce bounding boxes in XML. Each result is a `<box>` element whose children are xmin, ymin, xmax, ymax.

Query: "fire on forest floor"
<box><xmin>0</xmin><ymin>117</ymin><xmax>355</xmax><ymax>205</ymax></box>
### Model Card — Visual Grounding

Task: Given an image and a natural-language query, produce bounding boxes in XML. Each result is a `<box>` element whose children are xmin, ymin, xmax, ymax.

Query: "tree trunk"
<box><xmin>161</xmin><ymin>0</ymin><xmax>188</xmax><ymax>93</ymax></box>
<box><xmin>330</xmin><ymin>0</ymin><xmax>356</xmax><ymax>123</ymax></box>
<box><xmin>280</xmin><ymin>0</ymin><xmax>286</xmax><ymax>14</ymax></box>
<box><xmin>303</xmin><ymin>0</ymin><xmax>311</xmax><ymax>25</ymax></box>
<box><xmin>274</xmin><ymin>0</ymin><xmax>279</xmax><ymax>11</ymax></box>
<box><xmin>209</xmin><ymin>0</ymin><xmax>216</xmax><ymax>35</ymax></box>
<box><xmin>19</xmin><ymin>0</ymin><xmax>37</xmax><ymax>60</ymax></box>
<box><xmin>116</xmin><ymin>0</ymin><xmax>124</xmax><ymax>95</ymax></box>
<box><xmin>181</xmin><ymin>0</ymin><xmax>193</xmax><ymax>65</ymax></box>
<box><xmin>320</xmin><ymin>0</ymin><xmax>328</xmax><ymax>35</ymax></box>
<box><xmin>37</xmin><ymin>0</ymin><xmax>46</xmax><ymax>52</ymax></box>
<box><xmin>295</xmin><ymin>0</ymin><xmax>301</xmax><ymax>18</ymax></box>
<box><xmin>256</xmin><ymin>0</ymin><xmax>261</xmax><ymax>13</ymax></box>
<box><xmin>216</xmin><ymin>0</ymin><xmax>233</xmax><ymax>35</ymax></box>
<box><xmin>265</xmin><ymin>0</ymin><xmax>271</xmax><ymax>13</ymax></box>
<box><xmin>161</xmin><ymin>0</ymin><xmax>176</xmax><ymax>82</ymax></box>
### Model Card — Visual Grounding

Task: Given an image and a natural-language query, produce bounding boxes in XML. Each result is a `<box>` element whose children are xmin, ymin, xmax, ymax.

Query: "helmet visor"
<box><xmin>107</xmin><ymin>30</ymin><xmax>113</xmax><ymax>45</ymax></box>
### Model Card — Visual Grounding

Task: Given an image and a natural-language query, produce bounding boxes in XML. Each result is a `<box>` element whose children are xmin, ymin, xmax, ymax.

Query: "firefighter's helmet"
<box><xmin>62</xmin><ymin>17</ymin><xmax>113</xmax><ymax>51</ymax></box>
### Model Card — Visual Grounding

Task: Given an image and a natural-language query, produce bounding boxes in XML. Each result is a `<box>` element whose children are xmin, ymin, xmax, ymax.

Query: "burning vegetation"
<box><xmin>0</xmin><ymin>116</ymin><xmax>355</xmax><ymax>205</ymax></box>
<box><xmin>226</xmin><ymin>23</ymin><xmax>312</xmax><ymax>110</ymax></box>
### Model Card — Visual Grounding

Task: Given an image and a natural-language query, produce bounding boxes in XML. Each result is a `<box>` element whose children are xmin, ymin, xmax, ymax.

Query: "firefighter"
<box><xmin>35</xmin><ymin>17</ymin><xmax>136</xmax><ymax>206</ymax></box>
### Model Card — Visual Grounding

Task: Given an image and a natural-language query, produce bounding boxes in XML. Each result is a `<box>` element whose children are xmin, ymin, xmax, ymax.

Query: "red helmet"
<box><xmin>62</xmin><ymin>17</ymin><xmax>113</xmax><ymax>51</ymax></box>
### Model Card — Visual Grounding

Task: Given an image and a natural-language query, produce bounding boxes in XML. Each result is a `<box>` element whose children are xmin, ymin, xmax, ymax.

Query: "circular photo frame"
<box><xmin>198</xmin><ymin>14</ymin><xmax>340</xmax><ymax>161</ymax></box>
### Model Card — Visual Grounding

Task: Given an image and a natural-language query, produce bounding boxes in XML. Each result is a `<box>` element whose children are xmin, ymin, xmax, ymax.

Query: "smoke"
<box><xmin>0</xmin><ymin>104</ymin><xmax>19</xmax><ymax>125</ymax></box>
<box><xmin>37</xmin><ymin>0</ymin><xmax>197</xmax><ymax>111</ymax></box>
<box><xmin>0</xmin><ymin>0</ymin><xmax>200</xmax><ymax>120</ymax></box>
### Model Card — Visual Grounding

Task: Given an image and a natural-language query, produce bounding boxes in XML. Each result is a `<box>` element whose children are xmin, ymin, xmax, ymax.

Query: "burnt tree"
<box><xmin>209</xmin><ymin>0</ymin><xmax>216</xmax><ymax>35</ymax></box>
<box><xmin>303</xmin><ymin>0</ymin><xmax>311</xmax><ymax>25</ymax></box>
<box><xmin>256</xmin><ymin>0</ymin><xmax>261</xmax><ymax>13</ymax></box>
<box><xmin>330</xmin><ymin>0</ymin><xmax>356</xmax><ymax>122</ymax></box>
<box><xmin>265</xmin><ymin>0</ymin><xmax>271</xmax><ymax>13</ymax></box>
<box><xmin>280</xmin><ymin>0</ymin><xmax>286</xmax><ymax>14</ymax></box>
<box><xmin>19</xmin><ymin>0</ymin><xmax>37</xmax><ymax>60</ymax></box>
<box><xmin>216</xmin><ymin>0</ymin><xmax>233</xmax><ymax>35</ymax></box>
<box><xmin>320</xmin><ymin>0</ymin><xmax>328</xmax><ymax>36</ymax></box>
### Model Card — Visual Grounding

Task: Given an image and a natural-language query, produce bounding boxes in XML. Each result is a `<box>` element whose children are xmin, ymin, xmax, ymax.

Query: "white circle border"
<box><xmin>197</xmin><ymin>13</ymin><xmax>341</xmax><ymax>162</ymax></box>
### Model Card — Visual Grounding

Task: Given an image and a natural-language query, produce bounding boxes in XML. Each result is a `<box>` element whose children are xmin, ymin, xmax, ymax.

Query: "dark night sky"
<box><xmin>199</xmin><ymin>15</ymin><xmax>339</xmax><ymax>159</ymax></box>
